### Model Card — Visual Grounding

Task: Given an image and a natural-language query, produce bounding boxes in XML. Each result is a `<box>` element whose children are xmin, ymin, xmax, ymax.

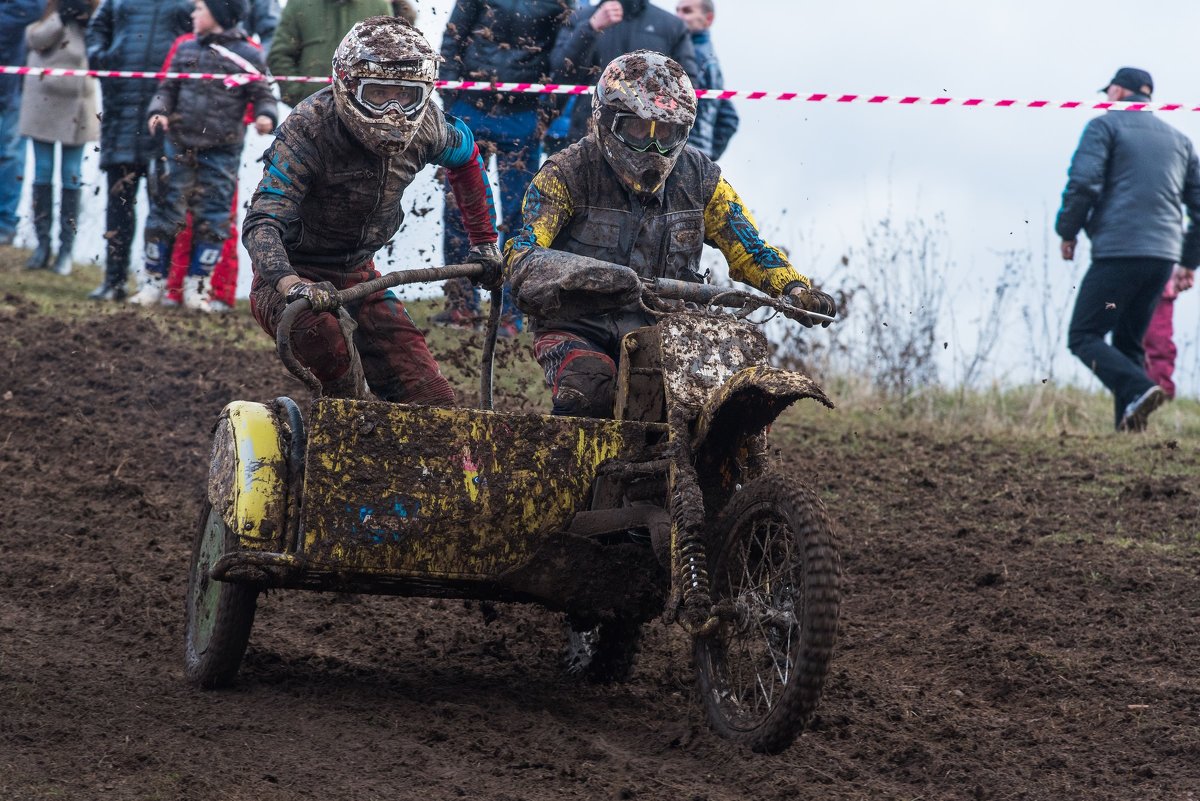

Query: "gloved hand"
<box><xmin>285</xmin><ymin>280</ymin><xmax>340</xmax><ymax>312</ymax></box>
<box><xmin>467</xmin><ymin>242</ymin><xmax>504</xmax><ymax>291</ymax></box>
<box><xmin>787</xmin><ymin>285</ymin><xmax>837</xmax><ymax>328</ymax></box>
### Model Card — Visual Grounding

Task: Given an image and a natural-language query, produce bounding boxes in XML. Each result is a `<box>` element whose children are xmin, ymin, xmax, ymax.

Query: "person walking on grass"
<box><xmin>1057</xmin><ymin>67</ymin><xmax>1200</xmax><ymax>432</ymax></box>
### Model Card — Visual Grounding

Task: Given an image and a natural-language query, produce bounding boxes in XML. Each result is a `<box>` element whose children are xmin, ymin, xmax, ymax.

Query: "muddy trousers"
<box><xmin>1067</xmin><ymin>257</ymin><xmax>1174</xmax><ymax>428</ymax></box>
<box><xmin>534</xmin><ymin>330</ymin><xmax>618</xmax><ymax>418</ymax></box>
<box><xmin>101</xmin><ymin>162</ymin><xmax>149</xmax><ymax>289</ymax></box>
<box><xmin>250</xmin><ymin>262</ymin><xmax>456</xmax><ymax>406</ymax></box>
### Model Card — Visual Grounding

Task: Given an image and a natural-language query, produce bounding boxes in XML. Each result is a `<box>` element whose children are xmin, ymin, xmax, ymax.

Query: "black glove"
<box><xmin>467</xmin><ymin>243</ymin><xmax>504</xmax><ymax>291</ymax></box>
<box><xmin>285</xmin><ymin>280</ymin><xmax>340</xmax><ymax>312</ymax></box>
<box><xmin>787</xmin><ymin>285</ymin><xmax>837</xmax><ymax>328</ymax></box>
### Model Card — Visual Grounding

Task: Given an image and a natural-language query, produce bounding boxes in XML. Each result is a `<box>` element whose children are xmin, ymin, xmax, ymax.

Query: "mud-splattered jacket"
<box><xmin>504</xmin><ymin>135</ymin><xmax>810</xmax><ymax>342</ymax></box>
<box><xmin>243</xmin><ymin>86</ymin><xmax>498</xmax><ymax>289</ymax></box>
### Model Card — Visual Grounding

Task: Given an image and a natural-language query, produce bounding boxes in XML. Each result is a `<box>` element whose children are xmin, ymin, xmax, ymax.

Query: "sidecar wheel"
<box><xmin>563</xmin><ymin>617</ymin><xmax>642</xmax><ymax>684</ymax></box>
<box><xmin>184</xmin><ymin>500</ymin><xmax>258</xmax><ymax>689</ymax></box>
<box><xmin>694</xmin><ymin>477</ymin><xmax>841</xmax><ymax>753</ymax></box>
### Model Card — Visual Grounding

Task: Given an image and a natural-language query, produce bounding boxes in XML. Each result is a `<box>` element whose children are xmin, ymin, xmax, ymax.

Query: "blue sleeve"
<box><xmin>433</xmin><ymin>115</ymin><xmax>478</xmax><ymax>169</ymax></box>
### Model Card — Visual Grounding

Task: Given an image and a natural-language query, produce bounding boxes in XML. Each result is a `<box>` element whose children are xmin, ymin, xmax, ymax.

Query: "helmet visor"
<box><xmin>611</xmin><ymin>113</ymin><xmax>688</xmax><ymax>154</ymax></box>
<box><xmin>355</xmin><ymin>79</ymin><xmax>430</xmax><ymax>118</ymax></box>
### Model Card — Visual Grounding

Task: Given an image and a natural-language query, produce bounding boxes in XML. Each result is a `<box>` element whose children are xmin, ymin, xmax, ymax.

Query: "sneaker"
<box><xmin>160</xmin><ymin>295</ymin><xmax>182</xmax><ymax>308</ymax></box>
<box><xmin>1118</xmin><ymin>385</ymin><xmax>1167</xmax><ymax>432</ymax></box>
<box><xmin>206</xmin><ymin>299</ymin><xmax>234</xmax><ymax>313</ymax></box>
<box><xmin>128</xmin><ymin>275</ymin><xmax>166</xmax><ymax>306</ymax></box>
<box><xmin>497</xmin><ymin>321</ymin><xmax>519</xmax><ymax>339</ymax></box>
<box><xmin>89</xmin><ymin>282</ymin><xmax>128</xmax><ymax>302</ymax></box>
<box><xmin>431</xmin><ymin>308</ymin><xmax>481</xmax><ymax>331</ymax></box>
<box><xmin>182</xmin><ymin>275</ymin><xmax>211</xmax><ymax>312</ymax></box>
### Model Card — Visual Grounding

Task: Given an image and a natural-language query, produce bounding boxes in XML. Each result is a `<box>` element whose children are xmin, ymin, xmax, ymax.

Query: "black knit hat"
<box><xmin>205</xmin><ymin>0</ymin><xmax>247</xmax><ymax>31</ymax></box>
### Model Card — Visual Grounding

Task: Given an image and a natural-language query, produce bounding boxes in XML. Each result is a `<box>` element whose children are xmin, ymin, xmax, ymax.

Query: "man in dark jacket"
<box><xmin>85</xmin><ymin>0</ymin><xmax>192</xmax><ymax>300</ymax></box>
<box><xmin>434</xmin><ymin>0</ymin><xmax>575</xmax><ymax>334</ymax></box>
<box><xmin>128</xmin><ymin>0</ymin><xmax>277</xmax><ymax>311</ymax></box>
<box><xmin>549</xmin><ymin>0</ymin><xmax>698</xmax><ymax>146</ymax></box>
<box><xmin>0</xmin><ymin>0</ymin><xmax>42</xmax><ymax>245</ymax></box>
<box><xmin>244</xmin><ymin>16</ymin><xmax>502</xmax><ymax>406</ymax></box>
<box><xmin>505</xmin><ymin>51</ymin><xmax>836</xmax><ymax>418</ymax></box>
<box><xmin>675</xmin><ymin>0</ymin><xmax>736</xmax><ymax>160</ymax></box>
<box><xmin>1057</xmin><ymin>67</ymin><xmax>1200</xmax><ymax>432</ymax></box>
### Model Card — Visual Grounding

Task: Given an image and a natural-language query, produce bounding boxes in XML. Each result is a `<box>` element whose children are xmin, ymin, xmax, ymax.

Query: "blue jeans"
<box><xmin>443</xmin><ymin>99</ymin><xmax>541</xmax><ymax>322</ymax></box>
<box><xmin>31</xmin><ymin>139</ymin><xmax>85</xmax><ymax>190</ymax></box>
<box><xmin>144</xmin><ymin>141</ymin><xmax>239</xmax><ymax>247</ymax></box>
<box><xmin>0</xmin><ymin>103</ymin><xmax>24</xmax><ymax>237</ymax></box>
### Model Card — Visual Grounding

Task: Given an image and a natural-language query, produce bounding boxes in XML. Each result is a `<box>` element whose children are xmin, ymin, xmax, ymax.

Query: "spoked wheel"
<box><xmin>694</xmin><ymin>476</ymin><xmax>841</xmax><ymax>753</ymax></box>
<box><xmin>184</xmin><ymin>500</ymin><xmax>258</xmax><ymax>689</ymax></box>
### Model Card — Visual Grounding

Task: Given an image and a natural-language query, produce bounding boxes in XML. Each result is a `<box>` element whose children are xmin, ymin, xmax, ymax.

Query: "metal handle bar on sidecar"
<box><xmin>275</xmin><ymin>263</ymin><xmax>503</xmax><ymax>409</ymax></box>
<box><xmin>641</xmin><ymin>277</ymin><xmax>837</xmax><ymax>327</ymax></box>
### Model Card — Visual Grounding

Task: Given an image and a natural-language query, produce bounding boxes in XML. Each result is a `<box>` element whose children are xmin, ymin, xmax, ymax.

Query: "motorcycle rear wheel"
<box><xmin>184</xmin><ymin>500</ymin><xmax>258</xmax><ymax>689</ymax></box>
<box><xmin>694</xmin><ymin>476</ymin><xmax>841</xmax><ymax>753</ymax></box>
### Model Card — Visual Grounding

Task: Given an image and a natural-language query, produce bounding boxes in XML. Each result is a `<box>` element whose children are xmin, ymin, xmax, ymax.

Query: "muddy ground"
<box><xmin>1</xmin><ymin>290</ymin><xmax>1198</xmax><ymax>801</ymax></box>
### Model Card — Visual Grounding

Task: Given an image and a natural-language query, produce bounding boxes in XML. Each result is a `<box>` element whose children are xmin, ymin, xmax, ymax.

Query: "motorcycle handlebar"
<box><xmin>643</xmin><ymin>277</ymin><xmax>837</xmax><ymax>326</ymax></box>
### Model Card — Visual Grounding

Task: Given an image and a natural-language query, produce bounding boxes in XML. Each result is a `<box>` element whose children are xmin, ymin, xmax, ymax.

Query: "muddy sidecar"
<box><xmin>186</xmin><ymin>268</ymin><xmax>841</xmax><ymax>753</ymax></box>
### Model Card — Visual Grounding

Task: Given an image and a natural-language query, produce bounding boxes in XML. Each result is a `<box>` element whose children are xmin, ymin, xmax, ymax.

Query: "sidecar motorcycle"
<box><xmin>187</xmin><ymin>265</ymin><xmax>841</xmax><ymax>753</ymax></box>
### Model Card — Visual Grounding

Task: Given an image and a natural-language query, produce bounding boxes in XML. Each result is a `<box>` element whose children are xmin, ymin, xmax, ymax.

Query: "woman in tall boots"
<box><xmin>18</xmin><ymin>0</ymin><xmax>99</xmax><ymax>275</ymax></box>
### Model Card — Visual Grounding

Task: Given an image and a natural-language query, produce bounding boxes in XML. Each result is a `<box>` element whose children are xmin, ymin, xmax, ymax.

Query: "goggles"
<box><xmin>610</xmin><ymin>113</ymin><xmax>689</xmax><ymax>154</ymax></box>
<box><xmin>354</xmin><ymin>78</ymin><xmax>430</xmax><ymax>118</ymax></box>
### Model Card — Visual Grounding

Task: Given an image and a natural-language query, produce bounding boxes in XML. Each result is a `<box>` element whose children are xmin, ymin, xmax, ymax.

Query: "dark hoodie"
<box><xmin>549</xmin><ymin>0</ymin><xmax>698</xmax><ymax>144</ymax></box>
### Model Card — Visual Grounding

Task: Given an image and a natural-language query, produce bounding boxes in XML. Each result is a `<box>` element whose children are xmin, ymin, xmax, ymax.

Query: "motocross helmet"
<box><xmin>591</xmin><ymin>50</ymin><xmax>697</xmax><ymax>196</ymax></box>
<box><xmin>332</xmin><ymin>16</ymin><xmax>440</xmax><ymax>156</ymax></box>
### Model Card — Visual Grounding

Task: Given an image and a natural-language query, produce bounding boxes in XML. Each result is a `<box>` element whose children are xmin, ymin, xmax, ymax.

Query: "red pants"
<box><xmin>249</xmin><ymin>261</ymin><xmax>455</xmax><ymax>406</ymax></box>
<box><xmin>165</xmin><ymin>188</ymin><xmax>239</xmax><ymax>307</ymax></box>
<box><xmin>1142</xmin><ymin>296</ymin><xmax>1176</xmax><ymax>399</ymax></box>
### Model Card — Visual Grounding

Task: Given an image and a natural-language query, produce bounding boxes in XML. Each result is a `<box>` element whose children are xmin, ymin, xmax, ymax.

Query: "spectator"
<box><xmin>1142</xmin><ymin>266</ymin><xmax>1195</xmax><ymax>400</ymax></box>
<box><xmin>0</xmin><ymin>0</ymin><xmax>41</xmax><ymax>247</ymax></box>
<box><xmin>1057</xmin><ymin>67</ymin><xmax>1200</xmax><ymax>432</ymax></box>
<box><xmin>246</xmin><ymin>0</ymin><xmax>280</xmax><ymax>51</ymax></box>
<box><xmin>675</xmin><ymin>0</ymin><xmax>736</xmax><ymax>160</ymax></box>
<box><xmin>550</xmin><ymin>0</ymin><xmax>699</xmax><ymax>147</ymax></box>
<box><xmin>391</xmin><ymin>0</ymin><xmax>416</xmax><ymax>23</ymax></box>
<box><xmin>433</xmin><ymin>0</ymin><xmax>576</xmax><ymax>335</ymax></box>
<box><xmin>267</xmin><ymin>0</ymin><xmax>391</xmax><ymax>109</ymax></box>
<box><xmin>17</xmin><ymin>0</ymin><xmax>99</xmax><ymax>274</ymax></box>
<box><xmin>128</xmin><ymin>0</ymin><xmax>276</xmax><ymax>311</ymax></box>
<box><xmin>243</xmin><ymin>16</ymin><xmax>501</xmax><ymax>405</ymax></box>
<box><xmin>85</xmin><ymin>0</ymin><xmax>191</xmax><ymax>301</ymax></box>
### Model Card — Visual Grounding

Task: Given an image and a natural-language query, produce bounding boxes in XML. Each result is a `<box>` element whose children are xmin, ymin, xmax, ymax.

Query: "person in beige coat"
<box><xmin>18</xmin><ymin>0</ymin><xmax>99</xmax><ymax>274</ymax></box>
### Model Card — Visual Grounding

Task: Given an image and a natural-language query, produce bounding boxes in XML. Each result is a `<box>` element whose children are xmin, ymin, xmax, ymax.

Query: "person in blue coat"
<box><xmin>0</xmin><ymin>0</ymin><xmax>42</xmax><ymax>246</ymax></box>
<box><xmin>84</xmin><ymin>0</ymin><xmax>191</xmax><ymax>300</ymax></box>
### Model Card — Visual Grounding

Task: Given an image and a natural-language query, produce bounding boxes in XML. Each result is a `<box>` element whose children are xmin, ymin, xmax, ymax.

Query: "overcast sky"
<box><xmin>29</xmin><ymin>0</ymin><xmax>1200</xmax><ymax>393</ymax></box>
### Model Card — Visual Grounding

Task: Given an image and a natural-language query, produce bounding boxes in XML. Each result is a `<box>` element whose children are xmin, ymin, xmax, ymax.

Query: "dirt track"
<box><xmin>1</xmin><ymin>292</ymin><xmax>1198</xmax><ymax>800</ymax></box>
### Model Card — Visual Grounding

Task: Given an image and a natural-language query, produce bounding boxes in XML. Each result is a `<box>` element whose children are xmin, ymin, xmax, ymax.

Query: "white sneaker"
<box><xmin>128</xmin><ymin>275</ymin><xmax>165</xmax><ymax>306</ymax></box>
<box><xmin>182</xmin><ymin>275</ymin><xmax>212</xmax><ymax>312</ymax></box>
<box><xmin>206</xmin><ymin>299</ymin><xmax>233</xmax><ymax>313</ymax></box>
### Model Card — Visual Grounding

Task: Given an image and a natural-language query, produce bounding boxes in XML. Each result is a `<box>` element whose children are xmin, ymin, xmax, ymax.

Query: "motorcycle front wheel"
<box><xmin>694</xmin><ymin>476</ymin><xmax>841</xmax><ymax>753</ymax></box>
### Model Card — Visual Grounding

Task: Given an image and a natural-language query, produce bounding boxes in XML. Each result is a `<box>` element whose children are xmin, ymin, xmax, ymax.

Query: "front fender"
<box><xmin>692</xmin><ymin>366</ymin><xmax>833</xmax><ymax>452</ymax></box>
<box><xmin>207</xmin><ymin>401</ymin><xmax>288</xmax><ymax>550</ymax></box>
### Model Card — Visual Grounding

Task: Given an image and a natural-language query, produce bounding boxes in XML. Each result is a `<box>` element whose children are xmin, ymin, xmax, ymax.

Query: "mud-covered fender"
<box><xmin>207</xmin><ymin>401</ymin><xmax>288</xmax><ymax>550</ymax></box>
<box><xmin>692</xmin><ymin>366</ymin><xmax>833</xmax><ymax>452</ymax></box>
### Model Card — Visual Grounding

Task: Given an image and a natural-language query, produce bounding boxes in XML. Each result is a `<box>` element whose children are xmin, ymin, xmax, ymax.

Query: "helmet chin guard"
<box><xmin>591</xmin><ymin>50</ymin><xmax>697</xmax><ymax>196</ymax></box>
<box><xmin>332</xmin><ymin>16</ymin><xmax>441</xmax><ymax>156</ymax></box>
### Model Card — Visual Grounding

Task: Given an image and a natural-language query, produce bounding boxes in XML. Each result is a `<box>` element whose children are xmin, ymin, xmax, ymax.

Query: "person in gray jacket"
<box><xmin>1057</xmin><ymin>67</ymin><xmax>1200</xmax><ymax>432</ymax></box>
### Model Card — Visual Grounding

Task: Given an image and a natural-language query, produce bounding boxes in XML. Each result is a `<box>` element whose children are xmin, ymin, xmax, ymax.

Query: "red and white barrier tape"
<box><xmin>3</xmin><ymin>65</ymin><xmax>1197</xmax><ymax>111</ymax></box>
